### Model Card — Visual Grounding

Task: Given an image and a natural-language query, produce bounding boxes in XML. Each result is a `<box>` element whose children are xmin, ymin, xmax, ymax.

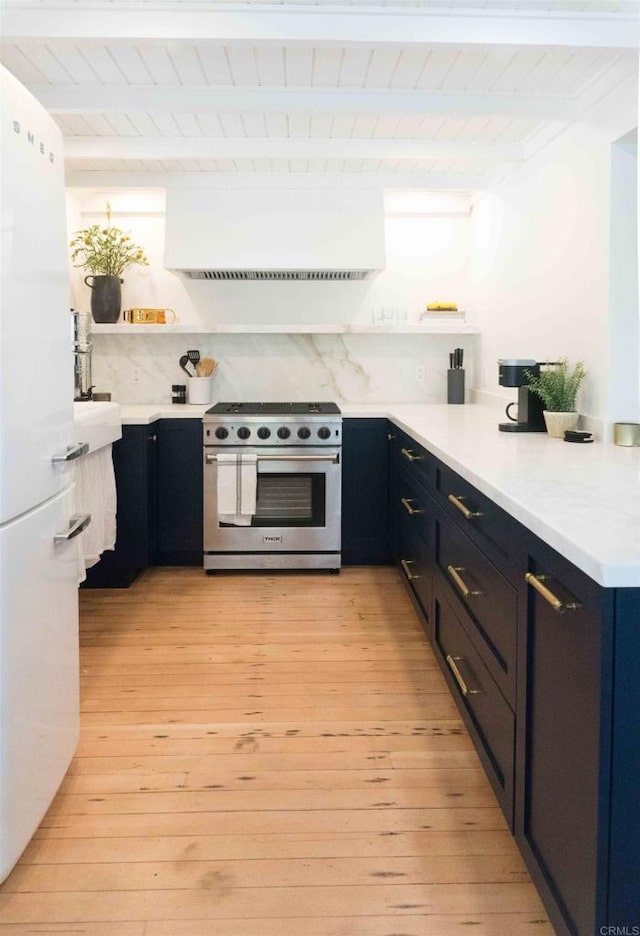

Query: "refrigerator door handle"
<box><xmin>52</xmin><ymin>442</ymin><xmax>89</xmax><ymax>464</ymax></box>
<box><xmin>53</xmin><ymin>512</ymin><xmax>91</xmax><ymax>544</ymax></box>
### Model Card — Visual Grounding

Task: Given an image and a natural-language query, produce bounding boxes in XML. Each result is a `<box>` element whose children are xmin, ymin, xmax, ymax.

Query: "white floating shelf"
<box><xmin>90</xmin><ymin>321</ymin><xmax>478</xmax><ymax>336</ymax></box>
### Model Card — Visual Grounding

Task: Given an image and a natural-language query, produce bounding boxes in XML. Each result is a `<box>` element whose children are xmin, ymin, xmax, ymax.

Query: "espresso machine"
<box><xmin>498</xmin><ymin>358</ymin><xmax>546</xmax><ymax>432</ymax></box>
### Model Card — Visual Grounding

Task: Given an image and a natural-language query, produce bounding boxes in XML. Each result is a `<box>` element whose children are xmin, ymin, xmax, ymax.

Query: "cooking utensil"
<box><xmin>179</xmin><ymin>354</ymin><xmax>193</xmax><ymax>377</ymax></box>
<box><xmin>187</xmin><ymin>349</ymin><xmax>200</xmax><ymax>371</ymax></box>
<box><xmin>195</xmin><ymin>357</ymin><xmax>218</xmax><ymax>377</ymax></box>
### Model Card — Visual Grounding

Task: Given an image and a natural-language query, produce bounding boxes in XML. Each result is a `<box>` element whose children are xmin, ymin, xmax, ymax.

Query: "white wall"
<box><xmin>608</xmin><ymin>132</ymin><xmax>639</xmax><ymax>427</ymax></box>
<box><xmin>68</xmin><ymin>189</ymin><xmax>472</xmax><ymax>327</ymax></box>
<box><xmin>469</xmin><ymin>74</ymin><xmax>638</xmax><ymax>427</ymax></box>
<box><xmin>67</xmin><ymin>188</ymin><xmax>475</xmax><ymax>404</ymax></box>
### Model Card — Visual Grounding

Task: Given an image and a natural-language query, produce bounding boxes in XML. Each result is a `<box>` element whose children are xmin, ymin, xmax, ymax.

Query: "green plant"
<box><xmin>70</xmin><ymin>203</ymin><xmax>149</xmax><ymax>276</ymax></box>
<box><xmin>525</xmin><ymin>359</ymin><xmax>587</xmax><ymax>412</ymax></box>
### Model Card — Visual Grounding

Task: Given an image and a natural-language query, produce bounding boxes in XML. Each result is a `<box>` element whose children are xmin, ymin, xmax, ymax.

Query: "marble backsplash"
<box><xmin>91</xmin><ymin>332</ymin><xmax>476</xmax><ymax>405</ymax></box>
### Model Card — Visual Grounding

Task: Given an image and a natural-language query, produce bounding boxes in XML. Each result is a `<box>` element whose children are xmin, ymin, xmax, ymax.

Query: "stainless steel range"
<box><xmin>203</xmin><ymin>402</ymin><xmax>342</xmax><ymax>571</ymax></box>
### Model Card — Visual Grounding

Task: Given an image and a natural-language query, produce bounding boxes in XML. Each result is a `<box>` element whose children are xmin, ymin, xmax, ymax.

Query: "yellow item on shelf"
<box><xmin>426</xmin><ymin>301</ymin><xmax>458</xmax><ymax>312</ymax></box>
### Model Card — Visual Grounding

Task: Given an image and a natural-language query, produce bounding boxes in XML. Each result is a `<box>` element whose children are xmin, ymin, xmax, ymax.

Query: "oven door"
<box><xmin>204</xmin><ymin>446</ymin><xmax>341</xmax><ymax>553</ymax></box>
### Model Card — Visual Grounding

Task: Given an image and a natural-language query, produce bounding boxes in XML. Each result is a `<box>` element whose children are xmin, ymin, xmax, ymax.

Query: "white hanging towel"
<box><xmin>74</xmin><ymin>444</ymin><xmax>117</xmax><ymax>582</ymax></box>
<box><xmin>217</xmin><ymin>453</ymin><xmax>258</xmax><ymax>526</ymax></box>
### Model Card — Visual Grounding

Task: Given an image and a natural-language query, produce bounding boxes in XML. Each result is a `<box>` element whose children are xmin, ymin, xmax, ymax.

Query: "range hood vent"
<box><xmin>164</xmin><ymin>189</ymin><xmax>385</xmax><ymax>280</ymax></box>
<box><xmin>183</xmin><ymin>269</ymin><xmax>370</xmax><ymax>282</ymax></box>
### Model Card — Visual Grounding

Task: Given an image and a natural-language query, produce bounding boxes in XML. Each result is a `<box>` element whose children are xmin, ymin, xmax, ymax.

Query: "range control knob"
<box><xmin>215</xmin><ymin>426</ymin><xmax>229</xmax><ymax>440</ymax></box>
<box><xmin>257</xmin><ymin>426</ymin><xmax>271</xmax><ymax>440</ymax></box>
<box><xmin>277</xmin><ymin>426</ymin><xmax>291</xmax><ymax>440</ymax></box>
<box><xmin>317</xmin><ymin>426</ymin><xmax>332</xmax><ymax>440</ymax></box>
<box><xmin>237</xmin><ymin>426</ymin><xmax>251</xmax><ymax>440</ymax></box>
<box><xmin>297</xmin><ymin>426</ymin><xmax>311</xmax><ymax>440</ymax></box>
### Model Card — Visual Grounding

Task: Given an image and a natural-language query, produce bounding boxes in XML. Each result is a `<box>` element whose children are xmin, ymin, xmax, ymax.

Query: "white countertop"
<box><xmin>387</xmin><ymin>404</ymin><xmax>640</xmax><ymax>589</ymax></box>
<box><xmin>118</xmin><ymin>403</ymin><xmax>390</xmax><ymax>423</ymax></box>
<box><xmin>118</xmin><ymin>401</ymin><xmax>640</xmax><ymax>587</ymax></box>
<box><xmin>120</xmin><ymin>403</ymin><xmax>210</xmax><ymax>423</ymax></box>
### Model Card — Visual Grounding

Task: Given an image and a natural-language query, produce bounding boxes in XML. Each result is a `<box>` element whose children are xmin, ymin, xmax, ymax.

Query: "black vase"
<box><xmin>84</xmin><ymin>274</ymin><xmax>123</xmax><ymax>324</ymax></box>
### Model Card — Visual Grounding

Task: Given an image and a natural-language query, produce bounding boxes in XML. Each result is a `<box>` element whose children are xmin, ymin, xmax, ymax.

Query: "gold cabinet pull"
<box><xmin>401</xmin><ymin>497</ymin><xmax>424</xmax><ymax>516</ymax></box>
<box><xmin>402</xmin><ymin>447</ymin><xmax>423</xmax><ymax>462</ymax></box>
<box><xmin>400</xmin><ymin>558</ymin><xmax>422</xmax><ymax>581</ymax></box>
<box><xmin>447</xmin><ymin>565</ymin><xmax>482</xmax><ymax>598</ymax></box>
<box><xmin>448</xmin><ymin>494</ymin><xmax>482</xmax><ymax>520</ymax></box>
<box><xmin>525</xmin><ymin>572</ymin><xmax>581</xmax><ymax>614</ymax></box>
<box><xmin>446</xmin><ymin>654</ymin><xmax>481</xmax><ymax>697</ymax></box>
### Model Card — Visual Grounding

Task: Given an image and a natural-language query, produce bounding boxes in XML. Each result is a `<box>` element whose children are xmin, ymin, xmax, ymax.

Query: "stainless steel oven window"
<box><xmin>219</xmin><ymin>473</ymin><xmax>326</xmax><ymax>528</ymax></box>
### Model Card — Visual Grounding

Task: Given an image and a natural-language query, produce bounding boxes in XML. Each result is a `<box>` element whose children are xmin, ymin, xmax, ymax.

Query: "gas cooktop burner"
<box><xmin>206</xmin><ymin>402</ymin><xmax>341</xmax><ymax>416</ymax></box>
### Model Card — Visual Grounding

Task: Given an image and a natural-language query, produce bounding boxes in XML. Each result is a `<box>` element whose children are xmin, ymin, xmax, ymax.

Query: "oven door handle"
<box><xmin>205</xmin><ymin>453</ymin><xmax>339</xmax><ymax>464</ymax></box>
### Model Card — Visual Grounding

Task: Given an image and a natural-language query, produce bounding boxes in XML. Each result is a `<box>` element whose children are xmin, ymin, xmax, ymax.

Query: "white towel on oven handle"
<box><xmin>216</xmin><ymin>453</ymin><xmax>258</xmax><ymax>526</ymax></box>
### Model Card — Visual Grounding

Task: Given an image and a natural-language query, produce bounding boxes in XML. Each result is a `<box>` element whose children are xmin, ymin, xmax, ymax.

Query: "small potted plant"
<box><xmin>525</xmin><ymin>359</ymin><xmax>587</xmax><ymax>438</ymax></box>
<box><xmin>70</xmin><ymin>203</ymin><xmax>149</xmax><ymax>323</ymax></box>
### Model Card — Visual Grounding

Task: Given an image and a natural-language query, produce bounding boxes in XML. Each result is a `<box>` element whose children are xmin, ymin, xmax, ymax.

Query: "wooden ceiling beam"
<box><xmin>2</xmin><ymin>4</ymin><xmax>638</xmax><ymax>50</ymax></box>
<box><xmin>34</xmin><ymin>85</ymin><xmax>576</xmax><ymax>121</ymax></box>
<box><xmin>64</xmin><ymin>168</ymin><xmax>489</xmax><ymax>191</ymax></box>
<box><xmin>63</xmin><ymin>135</ymin><xmax>524</xmax><ymax>163</ymax></box>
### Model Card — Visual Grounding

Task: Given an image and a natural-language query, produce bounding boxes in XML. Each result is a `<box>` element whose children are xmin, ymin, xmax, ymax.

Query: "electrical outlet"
<box><xmin>415</xmin><ymin>365</ymin><xmax>425</xmax><ymax>383</ymax></box>
<box><xmin>131</xmin><ymin>366</ymin><xmax>142</xmax><ymax>384</ymax></box>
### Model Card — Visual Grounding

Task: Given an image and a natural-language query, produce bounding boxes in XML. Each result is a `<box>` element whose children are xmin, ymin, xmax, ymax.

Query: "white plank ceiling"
<box><xmin>1</xmin><ymin>0</ymin><xmax>638</xmax><ymax>191</ymax></box>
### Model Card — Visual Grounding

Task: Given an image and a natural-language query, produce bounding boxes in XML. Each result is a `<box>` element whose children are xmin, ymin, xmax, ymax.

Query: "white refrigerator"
<box><xmin>0</xmin><ymin>66</ymin><xmax>90</xmax><ymax>882</ymax></box>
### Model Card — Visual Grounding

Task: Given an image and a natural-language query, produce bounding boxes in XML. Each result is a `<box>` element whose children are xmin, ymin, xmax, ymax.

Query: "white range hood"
<box><xmin>164</xmin><ymin>188</ymin><xmax>386</xmax><ymax>281</ymax></box>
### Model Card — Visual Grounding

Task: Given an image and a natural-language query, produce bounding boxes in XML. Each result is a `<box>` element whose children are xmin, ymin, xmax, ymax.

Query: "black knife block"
<box><xmin>447</xmin><ymin>369</ymin><xmax>465</xmax><ymax>404</ymax></box>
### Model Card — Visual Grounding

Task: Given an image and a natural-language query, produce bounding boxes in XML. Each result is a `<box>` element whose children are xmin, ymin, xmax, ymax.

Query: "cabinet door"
<box><xmin>608</xmin><ymin>588</ymin><xmax>640</xmax><ymax>923</ymax></box>
<box><xmin>157</xmin><ymin>419</ymin><xmax>203</xmax><ymax>561</ymax></box>
<box><xmin>521</xmin><ymin>559</ymin><xmax>611</xmax><ymax>936</ymax></box>
<box><xmin>82</xmin><ymin>424</ymin><xmax>157</xmax><ymax>587</ymax></box>
<box><xmin>113</xmin><ymin>425</ymin><xmax>157</xmax><ymax>567</ymax></box>
<box><xmin>341</xmin><ymin>419</ymin><xmax>390</xmax><ymax>565</ymax></box>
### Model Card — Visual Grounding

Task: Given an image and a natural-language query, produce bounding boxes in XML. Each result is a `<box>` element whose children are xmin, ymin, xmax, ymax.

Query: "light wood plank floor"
<box><xmin>0</xmin><ymin>566</ymin><xmax>556</xmax><ymax>936</ymax></box>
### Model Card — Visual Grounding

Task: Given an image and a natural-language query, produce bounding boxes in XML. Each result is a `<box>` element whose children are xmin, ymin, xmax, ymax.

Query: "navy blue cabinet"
<box><xmin>389</xmin><ymin>420</ymin><xmax>640</xmax><ymax>934</ymax></box>
<box><xmin>434</xmin><ymin>578</ymin><xmax>515</xmax><ymax>822</ymax></box>
<box><xmin>85</xmin><ymin>417</ymin><xmax>204</xmax><ymax>584</ymax></box>
<box><xmin>435</xmin><ymin>509</ymin><xmax>518</xmax><ymax>708</ymax></box>
<box><xmin>608</xmin><ymin>587</ymin><xmax>640</xmax><ymax>926</ymax></box>
<box><xmin>518</xmin><ymin>543</ymin><xmax>640</xmax><ymax>936</ymax></box>
<box><xmin>156</xmin><ymin>418</ymin><xmax>203</xmax><ymax>563</ymax></box>
<box><xmin>82</xmin><ymin>423</ymin><xmax>158</xmax><ymax>588</ymax></box>
<box><xmin>391</xmin><ymin>462</ymin><xmax>437</xmax><ymax>634</ymax></box>
<box><xmin>341</xmin><ymin>418</ymin><xmax>390</xmax><ymax>565</ymax></box>
<box><xmin>434</xmin><ymin>459</ymin><xmax>523</xmax><ymax>587</ymax></box>
<box><xmin>430</xmin><ymin>478</ymin><xmax>518</xmax><ymax>826</ymax></box>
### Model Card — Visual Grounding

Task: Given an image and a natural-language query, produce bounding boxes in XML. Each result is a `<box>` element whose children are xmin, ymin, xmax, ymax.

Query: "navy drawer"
<box><xmin>435</xmin><ymin>461</ymin><xmax>521</xmax><ymax>572</ymax></box>
<box><xmin>389</xmin><ymin>425</ymin><xmax>433</xmax><ymax>492</ymax></box>
<box><xmin>434</xmin><ymin>581</ymin><xmax>515</xmax><ymax>826</ymax></box>
<box><xmin>397</xmin><ymin>511</ymin><xmax>433</xmax><ymax>628</ymax></box>
<box><xmin>436</xmin><ymin>512</ymin><xmax>517</xmax><ymax>706</ymax></box>
<box><xmin>393</xmin><ymin>463</ymin><xmax>433</xmax><ymax>552</ymax></box>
